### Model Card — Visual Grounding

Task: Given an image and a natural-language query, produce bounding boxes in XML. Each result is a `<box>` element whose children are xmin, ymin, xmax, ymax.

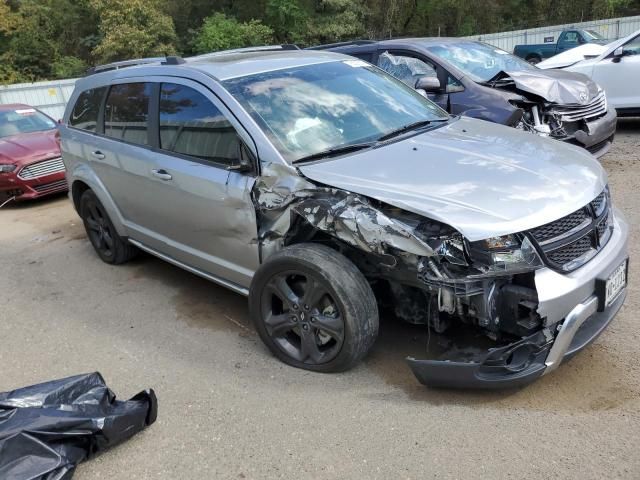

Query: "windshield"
<box><xmin>584</xmin><ymin>30</ymin><xmax>605</xmax><ymax>40</ymax></box>
<box><xmin>425</xmin><ymin>42</ymin><xmax>538</xmax><ymax>82</ymax></box>
<box><xmin>223</xmin><ymin>60</ymin><xmax>448</xmax><ymax>162</ymax></box>
<box><xmin>0</xmin><ymin>108</ymin><xmax>56</xmax><ymax>138</ymax></box>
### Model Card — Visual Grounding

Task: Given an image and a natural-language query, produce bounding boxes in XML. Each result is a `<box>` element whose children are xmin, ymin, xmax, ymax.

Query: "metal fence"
<box><xmin>0</xmin><ymin>78</ymin><xmax>78</xmax><ymax>120</ymax></box>
<box><xmin>464</xmin><ymin>15</ymin><xmax>640</xmax><ymax>52</ymax></box>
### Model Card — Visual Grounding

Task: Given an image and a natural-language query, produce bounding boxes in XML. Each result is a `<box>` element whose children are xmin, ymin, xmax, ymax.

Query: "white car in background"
<box><xmin>562</xmin><ymin>29</ymin><xmax>640</xmax><ymax>116</ymax></box>
<box><xmin>537</xmin><ymin>43</ymin><xmax>608</xmax><ymax>69</ymax></box>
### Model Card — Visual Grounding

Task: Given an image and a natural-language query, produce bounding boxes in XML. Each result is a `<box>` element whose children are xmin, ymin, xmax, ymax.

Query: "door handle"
<box><xmin>151</xmin><ymin>169</ymin><xmax>172</xmax><ymax>181</ymax></box>
<box><xmin>91</xmin><ymin>150</ymin><xmax>105</xmax><ymax>160</ymax></box>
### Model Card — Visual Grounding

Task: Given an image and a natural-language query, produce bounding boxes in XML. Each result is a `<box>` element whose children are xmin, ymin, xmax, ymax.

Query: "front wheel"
<box><xmin>249</xmin><ymin>243</ymin><xmax>379</xmax><ymax>373</ymax></box>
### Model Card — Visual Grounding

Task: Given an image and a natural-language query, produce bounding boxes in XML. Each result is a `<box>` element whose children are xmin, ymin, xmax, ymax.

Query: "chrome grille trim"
<box><xmin>17</xmin><ymin>157</ymin><xmax>65</xmax><ymax>180</ymax></box>
<box><xmin>32</xmin><ymin>179</ymin><xmax>68</xmax><ymax>194</ymax></box>
<box><xmin>549</xmin><ymin>91</ymin><xmax>607</xmax><ymax>122</ymax></box>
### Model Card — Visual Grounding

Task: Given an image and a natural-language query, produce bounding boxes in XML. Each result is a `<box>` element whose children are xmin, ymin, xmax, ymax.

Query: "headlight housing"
<box><xmin>468</xmin><ymin>234</ymin><xmax>543</xmax><ymax>275</ymax></box>
<box><xmin>0</xmin><ymin>164</ymin><xmax>16</xmax><ymax>173</ymax></box>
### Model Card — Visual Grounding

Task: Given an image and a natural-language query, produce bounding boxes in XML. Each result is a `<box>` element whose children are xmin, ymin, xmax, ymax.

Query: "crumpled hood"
<box><xmin>495</xmin><ymin>68</ymin><xmax>601</xmax><ymax>104</ymax></box>
<box><xmin>0</xmin><ymin>129</ymin><xmax>60</xmax><ymax>167</ymax></box>
<box><xmin>298</xmin><ymin>117</ymin><xmax>606</xmax><ymax>241</ymax></box>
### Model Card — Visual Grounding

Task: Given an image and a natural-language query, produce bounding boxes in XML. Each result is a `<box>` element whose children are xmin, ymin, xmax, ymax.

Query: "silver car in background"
<box><xmin>59</xmin><ymin>49</ymin><xmax>628</xmax><ymax>388</ymax></box>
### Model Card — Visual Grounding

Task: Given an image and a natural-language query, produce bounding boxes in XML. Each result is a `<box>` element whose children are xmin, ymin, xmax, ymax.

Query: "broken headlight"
<box><xmin>468</xmin><ymin>234</ymin><xmax>542</xmax><ymax>275</ymax></box>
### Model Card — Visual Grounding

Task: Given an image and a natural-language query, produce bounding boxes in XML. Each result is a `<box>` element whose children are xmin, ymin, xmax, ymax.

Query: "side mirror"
<box><xmin>415</xmin><ymin>76</ymin><xmax>442</xmax><ymax>92</ymax></box>
<box><xmin>228</xmin><ymin>141</ymin><xmax>254</xmax><ymax>172</ymax></box>
<box><xmin>612</xmin><ymin>46</ymin><xmax>625</xmax><ymax>63</ymax></box>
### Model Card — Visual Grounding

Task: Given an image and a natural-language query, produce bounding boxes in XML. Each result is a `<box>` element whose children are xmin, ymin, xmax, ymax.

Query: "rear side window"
<box><xmin>70</xmin><ymin>87</ymin><xmax>106</xmax><ymax>131</ymax></box>
<box><xmin>104</xmin><ymin>83</ymin><xmax>152</xmax><ymax>145</ymax></box>
<box><xmin>159</xmin><ymin>83</ymin><xmax>239</xmax><ymax>165</ymax></box>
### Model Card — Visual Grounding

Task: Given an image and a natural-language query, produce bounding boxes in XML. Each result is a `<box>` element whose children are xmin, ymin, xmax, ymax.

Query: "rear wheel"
<box><xmin>527</xmin><ymin>55</ymin><xmax>542</xmax><ymax>65</ymax></box>
<box><xmin>249</xmin><ymin>243</ymin><xmax>379</xmax><ymax>373</ymax></box>
<box><xmin>80</xmin><ymin>190</ymin><xmax>137</xmax><ymax>264</ymax></box>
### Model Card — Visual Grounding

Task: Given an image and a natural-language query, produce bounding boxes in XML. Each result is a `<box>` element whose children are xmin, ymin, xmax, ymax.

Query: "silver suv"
<box><xmin>60</xmin><ymin>48</ymin><xmax>628</xmax><ymax>388</ymax></box>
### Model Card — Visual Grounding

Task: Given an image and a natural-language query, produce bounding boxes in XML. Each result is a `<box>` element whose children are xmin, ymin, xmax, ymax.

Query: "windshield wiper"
<box><xmin>376</xmin><ymin>119</ymin><xmax>446</xmax><ymax>142</ymax></box>
<box><xmin>292</xmin><ymin>142</ymin><xmax>376</xmax><ymax>164</ymax></box>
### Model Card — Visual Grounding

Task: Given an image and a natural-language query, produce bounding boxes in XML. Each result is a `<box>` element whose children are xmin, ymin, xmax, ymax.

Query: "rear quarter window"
<box><xmin>70</xmin><ymin>87</ymin><xmax>106</xmax><ymax>131</ymax></box>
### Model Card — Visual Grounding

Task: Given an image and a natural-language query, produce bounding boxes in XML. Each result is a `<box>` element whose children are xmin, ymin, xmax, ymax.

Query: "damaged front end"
<box><xmin>486</xmin><ymin>70</ymin><xmax>617</xmax><ymax>157</ymax></box>
<box><xmin>252</xmin><ymin>164</ymin><xmax>628</xmax><ymax>389</ymax></box>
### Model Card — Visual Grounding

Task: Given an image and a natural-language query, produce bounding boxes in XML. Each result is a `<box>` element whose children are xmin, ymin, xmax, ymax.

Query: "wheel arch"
<box><xmin>69</xmin><ymin>164</ymin><xmax>127</xmax><ymax>236</ymax></box>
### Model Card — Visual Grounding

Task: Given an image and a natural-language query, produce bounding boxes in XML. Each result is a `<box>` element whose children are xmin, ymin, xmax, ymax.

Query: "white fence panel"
<box><xmin>0</xmin><ymin>78</ymin><xmax>78</xmax><ymax>120</ymax></box>
<box><xmin>464</xmin><ymin>15</ymin><xmax>640</xmax><ymax>52</ymax></box>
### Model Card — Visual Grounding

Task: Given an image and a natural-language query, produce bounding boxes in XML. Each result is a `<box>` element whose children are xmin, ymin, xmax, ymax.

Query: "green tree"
<box><xmin>192</xmin><ymin>12</ymin><xmax>274</xmax><ymax>53</ymax></box>
<box><xmin>266</xmin><ymin>0</ymin><xmax>309</xmax><ymax>42</ymax></box>
<box><xmin>91</xmin><ymin>0</ymin><xmax>178</xmax><ymax>63</ymax></box>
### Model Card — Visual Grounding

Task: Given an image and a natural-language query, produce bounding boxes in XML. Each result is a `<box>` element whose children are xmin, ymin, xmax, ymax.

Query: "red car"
<box><xmin>0</xmin><ymin>103</ymin><xmax>67</xmax><ymax>202</ymax></box>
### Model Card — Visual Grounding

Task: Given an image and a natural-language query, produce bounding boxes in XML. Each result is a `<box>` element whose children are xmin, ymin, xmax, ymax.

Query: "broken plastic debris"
<box><xmin>0</xmin><ymin>372</ymin><xmax>157</xmax><ymax>479</ymax></box>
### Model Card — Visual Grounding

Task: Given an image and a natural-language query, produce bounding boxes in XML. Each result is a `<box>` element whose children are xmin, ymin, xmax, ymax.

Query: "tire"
<box><xmin>527</xmin><ymin>55</ymin><xmax>541</xmax><ymax>65</ymax></box>
<box><xmin>249</xmin><ymin>243</ymin><xmax>379</xmax><ymax>373</ymax></box>
<box><xmin>80</xmin><ymin>189</ymin><xmax>137</xmax><ymax>264</ymax></box>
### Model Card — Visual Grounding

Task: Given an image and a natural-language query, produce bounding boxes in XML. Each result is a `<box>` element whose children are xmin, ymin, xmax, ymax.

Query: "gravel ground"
<box><xmin>1</xmin><ymin>120</ymin><xmax>639</xmax><ymax>479</ymax></box>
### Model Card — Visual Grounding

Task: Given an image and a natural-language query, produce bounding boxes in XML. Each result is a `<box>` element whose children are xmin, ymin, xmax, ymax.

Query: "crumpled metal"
<box><xmin>497</xmin><ymin>68</ymin><xmax>601</xmax><ymax>104</ymax></box>
<box><xmin>0</xmin><ymin>372</ymin><xmax>157</xmax><ymax>480</ymax></box>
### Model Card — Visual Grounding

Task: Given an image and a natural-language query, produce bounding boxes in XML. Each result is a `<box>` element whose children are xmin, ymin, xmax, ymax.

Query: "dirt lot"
<box><xmin>1</xmin><ymin>120</ymin><xmax>639</xmax><ymax>479</ymax></box>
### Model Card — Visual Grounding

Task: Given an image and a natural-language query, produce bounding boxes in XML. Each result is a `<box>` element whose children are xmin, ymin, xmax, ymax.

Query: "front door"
<box><xmin>591</xmin><ymin>34</ymin><xmax>640</xmax><ymax>110</ymax></box>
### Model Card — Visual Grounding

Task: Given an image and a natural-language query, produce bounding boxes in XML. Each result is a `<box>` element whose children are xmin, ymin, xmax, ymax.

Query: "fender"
<box><xmin>69</xmin><ymin>162</ymin><xmax>128</xmax><ymax>237</ymax></box>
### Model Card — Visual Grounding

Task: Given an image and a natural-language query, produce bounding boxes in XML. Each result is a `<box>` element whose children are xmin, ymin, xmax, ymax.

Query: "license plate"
<box><xmin>605</xmin><ymin>260</ymin><xmax>627</xmax><ymax>307</ymax></box>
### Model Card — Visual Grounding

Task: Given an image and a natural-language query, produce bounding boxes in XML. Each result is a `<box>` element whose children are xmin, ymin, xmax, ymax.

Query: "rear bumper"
<box><xmin>0</xmin><ymin>171</ymin><xmax>68</xmax><ymax>201</ymax></box>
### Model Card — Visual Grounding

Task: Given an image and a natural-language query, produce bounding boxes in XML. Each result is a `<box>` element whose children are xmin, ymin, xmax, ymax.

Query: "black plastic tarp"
<box><xmin>0</xmin><ymin>372</ymin><xmax>157</xmax><ymax>480</ymax></box>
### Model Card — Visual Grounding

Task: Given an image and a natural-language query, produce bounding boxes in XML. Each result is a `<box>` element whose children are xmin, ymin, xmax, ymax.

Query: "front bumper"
<box><xmin>570</xmin><ymin>107</ymin><xmax>617</xmax><ymax>158</ymax></box>
<box><xmin>0</xmin><ymin>170</ymin><xmax>68</xmax><ymax>201</ymax></box>
<box><xmin>406</xmin><ymin>209</ymin><xmax>629</xmax><ymax>389</ymax></box>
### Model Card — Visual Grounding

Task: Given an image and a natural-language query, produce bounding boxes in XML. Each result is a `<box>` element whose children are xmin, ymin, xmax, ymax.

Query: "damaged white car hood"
<box><xmin>298</xmin><ymin>117</ymin><xmax>606</xmax><ymax>242</ymax></box>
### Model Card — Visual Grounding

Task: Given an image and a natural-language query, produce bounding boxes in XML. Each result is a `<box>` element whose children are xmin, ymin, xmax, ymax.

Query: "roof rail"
<box><xmin>306</xmin><ymin>40</ymin><xmax>376</xmax><ymax>51</ymax></box>
<box><xmin>86</xmin><ymin>55</ymin><xmax>186</xmax><ymax>75</ymax></box>
<box><xmin>189</xmin><ymin>44</ymin><xmax>301</xmax><ymax>61</ymax></box>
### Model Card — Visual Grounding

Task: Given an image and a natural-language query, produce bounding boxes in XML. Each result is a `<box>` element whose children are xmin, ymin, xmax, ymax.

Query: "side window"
<box><xmin>562</xmin><ymin>31</ymin><xmax>579</xmax><ymax>44</ymax></box>
<box><xmin>70</xmin><ymin>87</ymin><xmax>106</xmax><ymax>132</ymax></box>
<box><xmin>104</xmin><ymin>83</ymin><xmax>151</xmax><ymax>145</ymax></box>
<box><xmin>623</xmin><ymin>35</ymin><xmax>640</xmax><ymax>55</ymax></box>
<box><xmin>377</xmin><ymin>51</ymin><xmax>437</xmax><ymax>88</ymax></box>
<box><xmin>159</xmin><ymin>83</ymin><xmax>240</xmax><ymax>166</ymax></box>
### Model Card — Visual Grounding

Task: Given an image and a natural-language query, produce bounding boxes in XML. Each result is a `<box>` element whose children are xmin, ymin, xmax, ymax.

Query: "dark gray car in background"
<box><xmin>313</xmin><ymin>38</ymin><xmax>617</xmax><ymax>157</ymax></box>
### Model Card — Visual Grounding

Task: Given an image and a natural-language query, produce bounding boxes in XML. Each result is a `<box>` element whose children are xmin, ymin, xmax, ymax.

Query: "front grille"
<box><xmin>547</xmin><ymin>235</ymin><xmax>593</xmax><ymax>265</ymax></box>
<box><xmin>528</xmin><ymin>188</ymin><xmax>611</xmax><ymax>272</ymax></box>
<box><xmin>529</xmin><ymin>209</ymin><xmax>589</xmax><ymax>243</ymax></box>
<box><xmin>549</xmin><ymin>90</ymin><xmax>607</xmax><ymax>122</ymax></box>
<box><xmin>18</xmin><ymin>157</ymin><xmax>65</xmax><ymax>180</ymax></box>
<box><xmin>32</xmin><ymin>179</ymin><xmax>68</xmax><ymax>194</ymax></box>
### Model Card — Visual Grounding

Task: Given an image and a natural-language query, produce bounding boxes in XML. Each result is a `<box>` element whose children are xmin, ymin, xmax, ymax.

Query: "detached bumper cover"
<box><xmin>408</xmin><ymin>209</ymin><xmax>628</xmax><ymax>389</ymax></box>
<box><xmin>407</xmin><ymin>289</ymin><xmax>625</xmax><ymax>389</ymax></box>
